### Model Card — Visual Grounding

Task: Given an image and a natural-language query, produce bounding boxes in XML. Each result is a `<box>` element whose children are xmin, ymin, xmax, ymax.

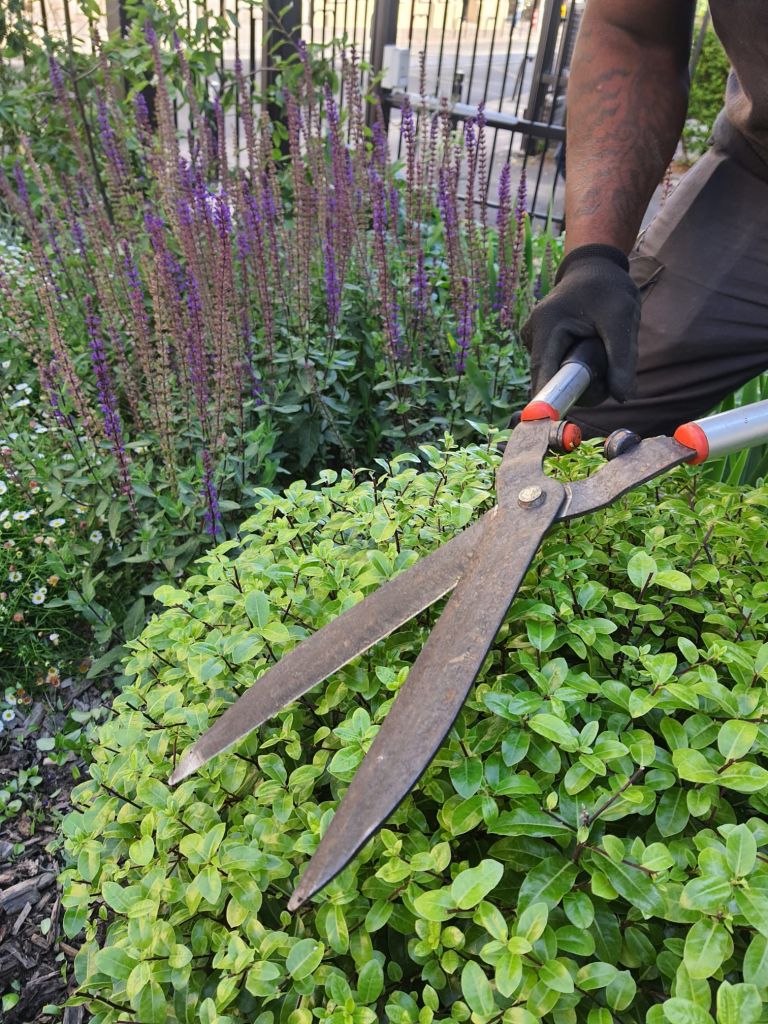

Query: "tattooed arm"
<box><xmin>564</xmin><ymin>0</ymin><xmax>696</xmax><ymax>253</ymax></box>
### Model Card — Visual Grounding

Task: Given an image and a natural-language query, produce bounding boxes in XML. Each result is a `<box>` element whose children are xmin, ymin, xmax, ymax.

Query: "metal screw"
<box><xmin>518</xmin><ymin>485</ymin><xmax>544</xmax><ymax>508</ymax></box>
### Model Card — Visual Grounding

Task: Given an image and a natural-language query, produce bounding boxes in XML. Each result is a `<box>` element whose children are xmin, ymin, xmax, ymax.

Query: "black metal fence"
<box><xmin>25</xmin><ymin>0</ymin><xmax>578</xmax><ymax>224</ymax></box>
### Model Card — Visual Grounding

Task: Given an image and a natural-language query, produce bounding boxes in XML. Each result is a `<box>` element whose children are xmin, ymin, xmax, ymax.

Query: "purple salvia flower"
<box><xmin>456</xmin><ymin>276</ymin><xmax>474</xmax><ymax>374</ymax></box>
<box><xmin>371</xmin><ymin>119</ymin><xmax>389</xmax><ymax>172</ymax></box>
<box><xmin>413</xmin><ymin>248</ymin><xmax>429</xmax><ymax>326</ymax></box>
<box><xmin>495</xmin><ymin>162</ymin><xmax>512</xmax><ymax>323</ymax></box>
<box><xmin>97</xmin><ymin>98</ymin><xmax>125</xmax><ymax>184</ymax></box>
<box><xmin>48</xmin><ymin>56</ymin><xmax>66</xmax><ymax>100</ymax></box>
<box><xmin>12</xmin><ymin>163</ymin><xmax>32</xmax><ymax>214</ymax></box>
<box><xmin>84</xmin><ymin>296</ymin><xmax>135</xmax><ymax>510</ymax></box>
<box><xmin>134</xmin><ymin>93</ymin><xmax>151</xmax><ymax>138</ymax></box>
<box><xmin>38</xmin><ymin>360</ymin><xmax>69</xmax><ymax>429</ymax></box>
<box><xmin>323</xmin><ymin>194</ymin><xmax>341</xmax><ymax>329</ymax></box>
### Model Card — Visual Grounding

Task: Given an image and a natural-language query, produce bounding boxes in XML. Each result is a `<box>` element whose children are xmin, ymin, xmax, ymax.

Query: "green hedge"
<box><xmin>61</xmin><ymin>440</ymin><xmax>768</xmax><ymax>1024</ymax></box>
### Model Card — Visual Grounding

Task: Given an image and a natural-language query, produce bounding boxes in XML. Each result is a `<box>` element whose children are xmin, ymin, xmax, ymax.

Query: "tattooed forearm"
<box><xmin>564</xmin><ymin>0</ymin><xmax>696</xmax><ymax>252</ymax></box>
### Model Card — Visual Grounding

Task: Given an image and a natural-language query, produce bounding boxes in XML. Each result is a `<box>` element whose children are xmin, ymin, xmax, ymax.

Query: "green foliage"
<box><xmin>683</xmin><ymin>30</ymin><xmax>730</xmax><ymax>159</ymax></box>
<box><xmin>61</xmin><ymin>439</ymin><xmax>768</xmax><ymax>1022</ymax></box>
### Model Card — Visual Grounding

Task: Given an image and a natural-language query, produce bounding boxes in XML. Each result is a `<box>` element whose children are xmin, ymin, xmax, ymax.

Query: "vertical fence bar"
<box><xmin>39</xmin><ymin>0</ymin><xmax>49</xmax><ymax>34</ymax></box>
<box><xmin>263</xmin><ymin>0</ymin><xmax>302</xmax><ymax>124</ymax></box>
<box><xmin>367</xmin><ymin>0</ymin><xmax>400</xmax><ymax>128</ymax></box>
<box><xmin>523</xmin><ymin>0</ymin><xmax>560</xmax><ymax>127</ymax></box>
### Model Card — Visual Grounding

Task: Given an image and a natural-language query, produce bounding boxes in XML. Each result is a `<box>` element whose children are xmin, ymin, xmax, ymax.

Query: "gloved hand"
<box><xmin>522</xmin><ymin>244</ymin><xmax>641</xmax><ymax>404</ymax></box>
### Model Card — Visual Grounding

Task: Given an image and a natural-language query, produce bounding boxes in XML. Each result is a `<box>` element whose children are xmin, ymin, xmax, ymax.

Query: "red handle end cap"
<box><xmin>561</xmin><ymin>422</ymin><xmax>582</xmax><ymax>452</ymax></box>
<box><xmin>673</xmin><ymin>422</ymin><xmax>709</xmax><ymax>465</ymax></box>
<box><xmin>521</xmin><ymin>401</ymin><xmax>559</xmax><ymax>422</ymax></box>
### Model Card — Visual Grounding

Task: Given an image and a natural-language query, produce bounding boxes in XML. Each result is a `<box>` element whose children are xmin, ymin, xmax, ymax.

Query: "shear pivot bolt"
<box><xmin>518</xmin><ymin>485</ymin><xmax>544</xmax><ymax>508</ymax></box>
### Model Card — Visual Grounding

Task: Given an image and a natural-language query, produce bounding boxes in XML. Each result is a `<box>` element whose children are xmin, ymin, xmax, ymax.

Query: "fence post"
<box><xmin>368</xmin><ymin>0</ymin><xmax>400</xmax><ymax>129</ymax></box>
<box><xmin>105</xmin><ymin>0</ymin><xmax>129</xmax><ymax>39</ymax></box>
<box><xmin>263</xmin><ymin>0</ymin><xmax>302</xmax><ymax>125</ymax></box>
<box><xmin>523</xmin><ymin>0</ymin><xmax>562</xmax><ymax>133</ymax></box>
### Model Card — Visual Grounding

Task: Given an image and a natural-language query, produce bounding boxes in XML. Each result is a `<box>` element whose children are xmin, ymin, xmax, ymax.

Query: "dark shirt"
<box><xmin>709</xmin><ymin>0</ymin><xmax>768</xmax><ymax>165</ymax></box>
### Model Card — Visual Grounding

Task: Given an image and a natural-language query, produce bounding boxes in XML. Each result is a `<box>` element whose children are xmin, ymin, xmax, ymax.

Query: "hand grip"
<box><xmin>521</xmin><ymin>338</ymin><xmax>608</xmax><ymax>422</ymax></box>
<box><xmin>673</xmin><ymin>398</ymin><xmax>768</xmax><ymax>464</ymax></box>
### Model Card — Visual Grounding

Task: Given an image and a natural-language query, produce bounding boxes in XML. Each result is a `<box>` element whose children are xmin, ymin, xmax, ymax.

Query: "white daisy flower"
<box><xmin>89</xmin><ymin>530</ymin><xmax>103</xmax><ymax>543</ymax></box>
<box><xmin>48</xmin><ymin>518</ymin><xmax>65</xmax><ymax>528</ymax></box>
<box><xmin>8</xmin><ymin>571</ymin><xmax>21</xmax><ymax>582</ymax></box>
<box><xmin>0</xmin><ymin>480</ymin><xmax>6</xmax><ymax>495</ymax></box>
<box><xmin>1</xmin><ymin>709</ymin><xmax>15</xmax><ymax>723</ymax></box>
<box><xmin>49</xmin><ymin>633</ymin><xmax>60</xmax><ymax>645</ymax></box>
<box><xmin>10</xmin><ymin>399</ymin><xmax>29</xmax><ymax>408</ymax></box>
<box><xmin>0</xmin><ymin>510</ymin><xmax>8</xmax><ymax>522</ymax></box>
<box><xmin>31</xmin><ymin>590</ymin><xmax>46</xmax><ymax>605</ymax></box>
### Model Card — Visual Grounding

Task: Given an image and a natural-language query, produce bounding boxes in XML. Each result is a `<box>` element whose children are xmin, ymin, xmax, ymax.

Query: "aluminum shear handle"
<box><xmin>169</xmin><ymin>341</ymin><xmax>768</xmax><ymax>910</ymax></box>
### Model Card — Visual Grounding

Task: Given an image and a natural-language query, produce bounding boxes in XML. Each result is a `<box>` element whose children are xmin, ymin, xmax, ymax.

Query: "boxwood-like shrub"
<box><xmin>61</xmin><ymin>440</ymin><xmax>768</xmax><ymax>1024</ymax></box>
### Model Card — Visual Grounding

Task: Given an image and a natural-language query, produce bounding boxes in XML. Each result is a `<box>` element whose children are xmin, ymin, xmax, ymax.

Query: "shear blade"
<box><xmin>289</xmin><ymin>476</ymin><xmax>565</xmax><ymax>910</ymax></box>
<box><xmin>168</xmin><ymin>514</ymin><xmax>490</xmax><ymax>786</ymax></box>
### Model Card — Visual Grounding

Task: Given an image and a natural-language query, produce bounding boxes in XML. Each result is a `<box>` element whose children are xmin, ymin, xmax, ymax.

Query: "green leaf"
<box><xmin>684</xmin><ymin>919</ymin><xmax>733</xmax><ymax>979</ymax></box>
<box><xmin>564</xmin><ymin>892</ymin><xmax>594</xmax><ymax>929</ymax></box>
<box><xmin>286</xmin><ymin>938</ymin><xmax>324</xmax><ymax>980</ymax></box>
<box><xmin>95</xmin><ymin>946</ymin><xmax>137</xmax><ymax>980</ymax></box>
<box><xmin>576</xmin><ymin>962</ymin><xmax>619</xmax><ymax>990</ymax></box>
<box><xmin>495</xmin><ymin>950</ymin><xmax>522</xmax><ymax>997</ymax></box>
<box><xmin>716</xmin><ymin>982</ymin><xmax>762</xmax><ymax>1024</ymax></box>
<box><xmin>245</xmin><ymin>590</ymin><xmax>270</xmax><ymax>627</ymax></box>
<box><xmin>474</xmin><ymin>901</ymin><xmax>508</xmax><ymax>942</ymax></box>
<box><xmin>726</xmin><ymin>825</ymin><xmax>757</xmax><ymax>877</ymax></box>
<box><xmin>357</xmin><ymin>960</ymin><xmax>384</xmax><ymax>1003</ymax></box>
<box><xmin>126</xmin><ymin>960</ymin><xmax>151</xmax><ymax>1000</ymax></box>
<box><xmin>136</xmin><ymin>980</ymin><xmax>167</xmax><ymax>1024</ymax></box>
<box><xmin>449</xmin><ymin>757</ymin><xmax>483</xmax><ymax>799</ymax></box>
<box><xmin>717</xmin><ymin>720</ymin><xmax>757</xmax><ymax>761</ymax></box>
<box><xmin>168</xmin><ymin>944</ymin><xmax>193</xmax><ymax>969</ymax></box>
<box><xmin>656</xmin><ymin>787</ymin><xmax>690</xmax><ymax>837</ymax></box>
<box><xmin>673</xmin><ymin>749</ymin><xmax>718</xmax><ymax>784</ymax></box>
<box><xmin>735</xmin><ymin>887</ymin><xmax>768</xmax><ymax>937</ymax></box>
<box><xmin>528</xmin><ymin>713</ymin><xmax>580</xmax><ymax>750</ymax></box>
<box><xmin>540</xmin><ymin>959</ymin><xmax>574</xmax><ymax>994</ymax></box>
<box><xmin>595</xmin><ymin>855</ymin><xmax>664</xmax><ymax>916</ymax></box>
<box><xmin>743</xmin><ymin>934</ymin><xmax>768</xmax><ymax>987</ymax></box>
<box><xmin>719</xmin><ymin>762</ymin><xmax>768</xmax><ymax>793</ymax></box>
<box><xmin>527</xmin><ymin>619</ymin><xmax>556</xmax><ymax>652</ymax></box>
<box><xmin>129</xmin><ymin>835</ymin><xmax>154</xmax><ymax>866</ymax></box>
<box><xmin>325</xmin><ymin>904</ymin><xmax>349</xmax><ymax>954</ymax></box>
<box><xmin>194</xmin><ymin>865</ymin><xmax>222</xmax><ymax>905</ymax></box>
<box><xmin>516</xmin><ymin>902</ymin><xmax>548</xmax><ymax>943</ymax></box>
<box><xmin>517</xmin><ymin>856</ymin><xmax>578</xmax><ymax>911</ymax></box>
<box><xmin>664</xmin><ymin>998</ymin><xmax>715</xmax><ymax>1024</ymax></box>
<box><xmin>413</xmin><ymin>887</ymin><xmax>454</xmax><ymax>922</ymax></box>
<box><xmin>681</xmin><ymin>875</ymin><xmax>733</xmax><ymax>913</ymax></box>
<box><xmin>461</xmin><ymin>961</ymin><xmax>496</xmax><ymax>1019</ymax></box>
<box><xmin>655</xmin><ymin>570</ymin><xmax>692</xmax><ymax>591</ymax></box>
<box><xmin>606</xmin><ymin>970</ymin><xmax>637</xmax><ymax>1011</ymax></box>
<box><xmin>627</xmin><ymin>551</ymin><xmax>657</xmax><ymax>589</ymax></box>
<box><xmin>451</xmin><ymin>859</ymin><xmax>504</xmax><ymax>910</ymax></box>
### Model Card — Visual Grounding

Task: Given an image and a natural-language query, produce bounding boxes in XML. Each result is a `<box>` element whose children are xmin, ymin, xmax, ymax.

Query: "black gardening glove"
<box><xmin>522</xmin><ymin>244</ymin><xmax>641</xmax><ymax>405</ymax></box>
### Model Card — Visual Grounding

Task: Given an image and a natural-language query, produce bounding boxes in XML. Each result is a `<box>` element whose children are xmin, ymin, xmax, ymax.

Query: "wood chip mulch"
<box><xmin>0</xmin><ymin>682</ymin><xmax>105</xmax><ymax>1024</ymax></box>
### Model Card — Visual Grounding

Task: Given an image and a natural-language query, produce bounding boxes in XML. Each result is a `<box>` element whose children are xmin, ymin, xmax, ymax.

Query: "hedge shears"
<box><xmin>170</xmin><ymin>340</ymin><xmax>768</xmax><ymax>909</ymax></box>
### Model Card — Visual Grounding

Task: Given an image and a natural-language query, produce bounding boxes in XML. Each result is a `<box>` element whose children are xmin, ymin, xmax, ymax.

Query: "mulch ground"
<box><xmin>0</xmin><ymin>680</ymin><xmax>107</xmax><ymax>1024</ymax></box>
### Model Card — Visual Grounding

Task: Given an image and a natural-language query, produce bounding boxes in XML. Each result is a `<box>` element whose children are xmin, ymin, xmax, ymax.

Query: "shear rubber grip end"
<box><xmin>673</xmin><ymin>422</ymin><xmax>709</xmax><ymax>464</ymax></box>
<box><xmin>521</xmin><ymin>401</ymin><xmax>559</xmax><ymax>422</ymax></box>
